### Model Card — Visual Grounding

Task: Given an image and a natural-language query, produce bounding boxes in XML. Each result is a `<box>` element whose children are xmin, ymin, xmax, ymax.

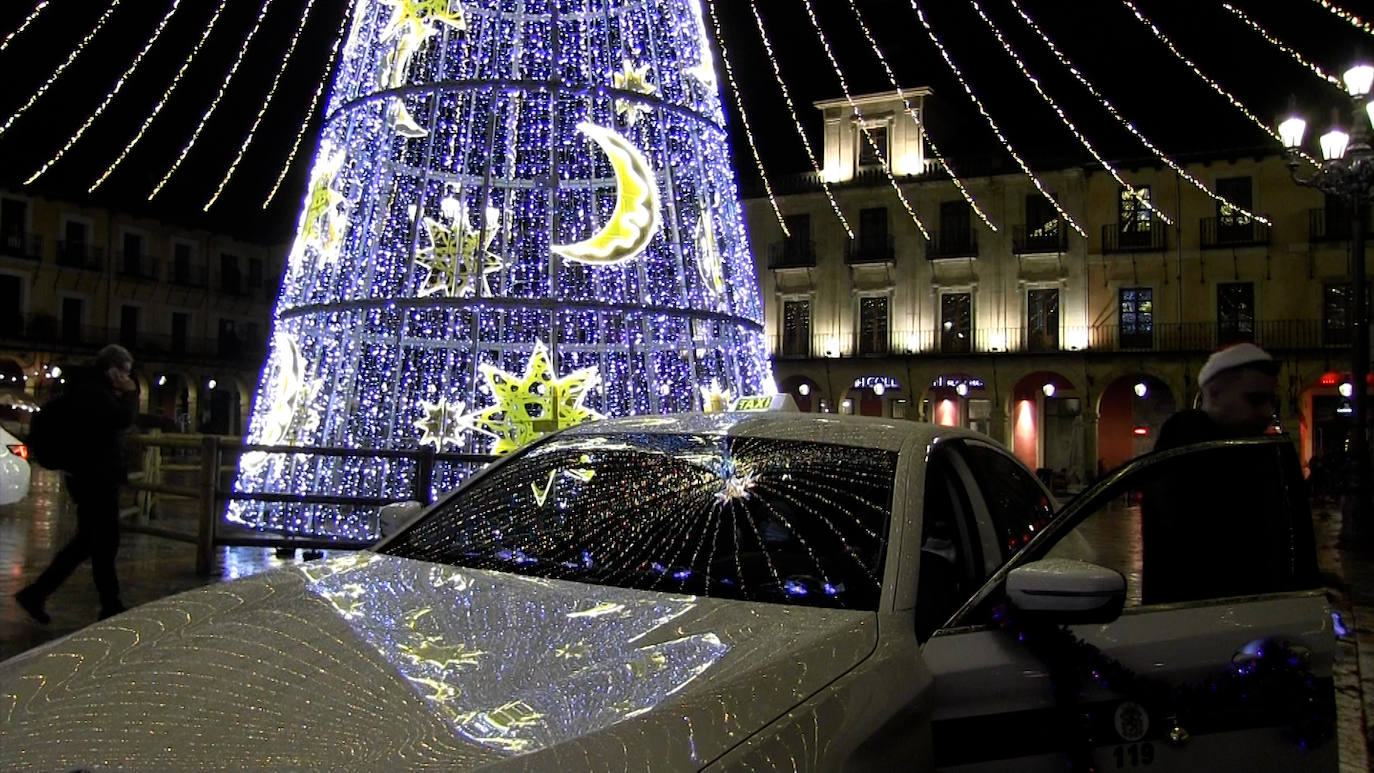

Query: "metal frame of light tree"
<box><xmin>1280</xmin><ymin>63</ymin><xmax>1374</xmax><ymax>543</ymax></box>
<box><xmin>227</xmin><ymin>0</ymin><xmax>773</xmax><ymax>539</ymax></box>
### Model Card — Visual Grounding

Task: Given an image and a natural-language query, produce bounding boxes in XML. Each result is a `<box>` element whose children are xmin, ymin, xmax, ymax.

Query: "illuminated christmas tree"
<box><xmin>228</xmin><ymin>0</ymin><xmax>774</xmax><ymax>539</ymax></box>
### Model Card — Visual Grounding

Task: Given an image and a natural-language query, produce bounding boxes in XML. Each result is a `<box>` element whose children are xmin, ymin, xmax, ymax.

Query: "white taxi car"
<box><xmin>0</xmin><ymin>413</ymin><xmax>1333</xmax><ymax>770</ymax></box>
<box><xmin>0</xmin><ymin>426</ymin><xmax>30</xmax><ymax>505</ymax></box>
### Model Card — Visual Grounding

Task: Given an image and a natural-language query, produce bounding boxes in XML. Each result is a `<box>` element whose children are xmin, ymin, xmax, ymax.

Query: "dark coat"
<box><xmin>61</xmin><ymin>367</ymin><xmax>138</xmax><ymax>483</ymax></box>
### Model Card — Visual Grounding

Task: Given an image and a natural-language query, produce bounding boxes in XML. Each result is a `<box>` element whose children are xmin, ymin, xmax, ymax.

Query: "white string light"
<box><xmin>204</xmin><ymin>0</ymin><xmax>321</xmax><ymax>210</ymax></box>
<box><xmin>840</xmin><ymin>0</ymin><xmax>998</xmax><ymax>232</ymax></box>
<box><xmin>747</xmin><ymin>1</ymin><xmax>852</xmax><ymax>239</ymax></box>
<box><xmin>907</xmin><ymin>0</ymin><xmax>1085</xmax><ymax>237</ymax></box>
<box><xmin>705</xmin><ymin>0</ymin><xmax>789</xmax><ymax>237</ymax></box>
<box><xmin>965</xmin><ymin>0</ymin><xmax>1170</xmax><ymax>225</ymax></box>
<box><xmin>0</xmin><ymin>0</ymin><xmax>122</xmax><ymax>140</ymax></box>
<box><xmin>1223</xmin><ymin>4</ymin><xmax>1343</xmax><ymax>89</ymax></box>
<box><xmin>90</xmin><ymin>0</ymin><xmax>234</xmax><ymax>193</ymax></box>
<box><xmin>799</xmin><ymin>0</ymin><xmax>930</xmax><ymax>240</ymax></box>
<box><xmin>0</xmin><ymin>1</ymin><xmax>49</xmax><ymax>54</ymax></box>
<box><xmin>1008</xmin><ymin>0</ymin><xmax>1274</xmax><ymax>226</ymax></box>
<box><xmin>263</xmin><ymin>6</ymin><xmax>347</xmax><ymax>209</ymax></box>
<box><xmin>25</xmin><ymin>1</ymin><xmax>183</xmax><ymax>185</ymax></box>
<box><xmin>1121</xmin><ymin>0</ymin><xmax>1318</xmax><ymax>167</ymax></box>
<box><xmin>1311</xmin><ymin>0</ymin><xmax>1374</xmax><ymax>37</ymax></box>
<box><xmin>149</xmin><ymin>0</ymin><xmax>278</xmax><ymax>200</ymax></box>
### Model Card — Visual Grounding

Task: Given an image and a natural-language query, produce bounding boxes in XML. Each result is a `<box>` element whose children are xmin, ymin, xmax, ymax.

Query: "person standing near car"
<box><xmin>15</xmin><ymin>344</ymin><xmax>138</xmax><ymax>622</ymax></box>
<box><xmin>1142</xmin><ymin>343</ymin><xmax>1314</xmax><ymax>605</ymax></box>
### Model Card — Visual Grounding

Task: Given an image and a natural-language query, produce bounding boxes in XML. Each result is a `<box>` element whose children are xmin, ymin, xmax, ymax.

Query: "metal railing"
<box><xmin>115</xmin><ymin>250</ymin><xmax>160</xmax><ymax>280</ymax></box>
<box><xmin>0</xmin><ymin>314</ymin><xmax>266</xmax><ymax>362</ymax></box>
<box><xmin>845</xmin><ymin>234</ymin><xmax>896</xmax><ymax>265</ymax></box>
<box><xmin>1</xmin><ymin>231</ymin><xmax>42</xmax><ymax>260</ymax></box>
<box><xmin>169</xmin><ymin>262</ymin><xmax>210</xmax><ymax>288</ymax></box>
<box><xmin>55</xmin><ymin>241</ymin><xmax>104</xmax><ymax>270</ymax></box>
<box><xmin>926</xmin><ymin>227</ymin><xmax>978</xmax><ymax>259</ymax></box>
<box><xmin>1199</xmin><ymin>216</ymin><xmax>1271</xmax><ymax>248</ymax></box>
<box><xmin>124</xmin><ymin>433</ymin><xmax>498</xmax><ymax>574</ymax></box>
<box><xmin>1101</xmin><ymin>221</ymin><xmax>1167</xmax><ymax>253</ymax></box>
<box><xmin>768</xmin><ymin>240</ymin><xmax>817</xmax><ymax>269</ymax></box>
<box><xmin>1308</xmin><ymin>207</ymin><xmax>1374</xmax><ymax>242</ymax></box>
<box><xmin>772</xmin><ymin>318</ymin><xmax>1335</xmax><ymax>359</ymax></box>
<box><xmin>1012</xmin><ymin>223</ymin><xmax>1068</xmax><ymax>255</ymax></box>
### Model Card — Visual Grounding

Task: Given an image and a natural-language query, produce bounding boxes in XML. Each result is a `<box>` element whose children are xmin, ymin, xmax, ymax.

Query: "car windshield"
<box><xmin>382</xmin><ymin>431</ymin><xmax>898</xmax><ymax>610</ymax></box>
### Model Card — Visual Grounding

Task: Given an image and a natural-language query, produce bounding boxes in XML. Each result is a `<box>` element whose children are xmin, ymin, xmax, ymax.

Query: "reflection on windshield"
<box><xmin>383</xmin><ymin>433</ymin><xmax>897</xmax><ymax>610</ymax></box>
<box><xmin>301</xmin><ymin>553</ymin><xmax>729</xmax><ymax>755</ymax></box>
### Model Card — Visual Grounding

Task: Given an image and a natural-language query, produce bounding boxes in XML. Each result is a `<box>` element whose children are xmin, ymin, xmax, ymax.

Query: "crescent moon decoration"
<box><xmin>241</xmin><ymin>332</ymin><xmax>323</xmax><ymax>475</ymax></box>
<box><xmin>551</xmin><ymin>122</ymin><xmax>661</xmax><ymax>265</ymax></box>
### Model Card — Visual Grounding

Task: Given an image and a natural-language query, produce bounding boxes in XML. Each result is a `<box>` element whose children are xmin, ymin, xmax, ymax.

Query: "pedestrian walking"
<box><xmin>15</xmin><ymin>344</ymin><xmax>138</xmax><ymax>622</ymax></box>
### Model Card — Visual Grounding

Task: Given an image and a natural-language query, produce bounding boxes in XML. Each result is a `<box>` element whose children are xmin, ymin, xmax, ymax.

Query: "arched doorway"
<box><xmin>1097</xmin><ymin>374</ymin><xmax>1176</xmax><ymax>472</ymax></box>
<box><xmin>1299</xmin><ymin>371</ymin><xmax>1373</xmax><ymax>482</ymax></box>
<box><xmin>151</xmin><ymin>372</ymin><xmax>192</xmax><ymax>431</ymax></box>
<box><xmin>203</xmin><ymin>377</ymin><xmax>242</xmax><ymax>435</ymax></box>
<box><xmin>778</xmin><ymin>374</ymin><xmax>823</xmax><ymax>413</ymax></box>
<box><xmin>923</xmin><ymin>373</ymin><xmax>991</xmax><ymax>434</ymax></box>
<box><xmin>843</xmin><ymin>375</ymin><xmax>904</xmax><ymax>418</ymax></box>
<box><xmin>1009</xmin><ymin>371</ymin><xmax>1079</xmax><ymax>477</ymax></box>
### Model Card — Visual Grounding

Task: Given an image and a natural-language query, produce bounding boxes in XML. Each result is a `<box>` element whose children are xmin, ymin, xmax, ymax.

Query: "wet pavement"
<box><xmin>1</xmin><ymin>467</ymin><xmax>1372</xmax><ymax>769</ymax></box>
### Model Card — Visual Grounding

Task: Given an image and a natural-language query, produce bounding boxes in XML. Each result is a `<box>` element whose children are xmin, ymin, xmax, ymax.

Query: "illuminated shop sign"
<box><xmin>930</xmin><ymin>375</ymin><xmax>985</xmax><ymax>390</ymax></box>
<box><xmin>852</xmin><ymin>376</ymin><xmax>901</xmax><ymax>391</ymax></box>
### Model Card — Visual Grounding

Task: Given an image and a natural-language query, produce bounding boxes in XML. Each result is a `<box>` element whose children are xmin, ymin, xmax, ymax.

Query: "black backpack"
<box><xmin>27</xmin><ymin>394</ymin><xmax>79</xmax><ymax>471</ymax></box>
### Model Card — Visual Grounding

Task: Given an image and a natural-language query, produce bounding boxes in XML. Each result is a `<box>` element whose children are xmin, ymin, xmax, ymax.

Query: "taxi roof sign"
<box><xmin>730</xmin><ymin>394</ymin><xmax>799</xmax><ymax>412</ymax></box>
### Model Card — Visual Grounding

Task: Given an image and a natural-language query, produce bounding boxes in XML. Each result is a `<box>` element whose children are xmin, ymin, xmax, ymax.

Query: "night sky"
<box><xmin>0</xmin><ymin>0</ymin><xmax>1367</xmax><ymax>244</ymax></box>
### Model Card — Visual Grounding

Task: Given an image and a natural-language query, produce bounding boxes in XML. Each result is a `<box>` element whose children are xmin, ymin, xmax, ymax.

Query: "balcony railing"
<box><xmin>768</xmin><ymin>240</ymin><xmax>817</xmax><ymax>269</ymax></box>
<box><xmin>1200</xmin><ymin>216</ymin><xmax>1271</xmax><ymax>248</ymax></box>
<box><xmin>116</xmin><ymin>250</ymin><xmax>160</xmax><ymax>280</ymax></box>
<box><xmin>845</xmin><ymin>234</ymin><xmax>895</xmax><ymax>265</ymax></box>
<box><xmin>0</xmin><ymin>314</ymin><xmax>266</xmax><ymax>363</ymax></box>
<box><xmin>1101</xmin><ymin>221</ymin><xmax>1166</xmax><ymax>253</ymax></box>
<box><xmin>770</xmin><ymin>319</ymin><xmax>1332</xmax><ymax>359</ymax></box>
<box><xmin>1012</xmin><ymin>223</ymin><xmax>1068</xmax><ymax>255</ymax></box>
<box><xmin>1308</xmin><ymin>208</ymin><xmax>1374</xmax><ymax>242</ymax></box>
<box><xmin>169</xmin><ymin>263</ymin><xmax>210</xmax><ymax>288</ymax></box>
<box><xmin>1</xmin><ymin>231</ymin><xmax>42</xmax><ymax>260</ymax></box>
<box><xmin>926</xmin><ymin>228</ymin><xmax>978</xmax><ymax>259</ymax></box>
<box><xmin>56</xmin><ymin>241</ymin><xmax>104</xmax><ymax>270</ymax></box>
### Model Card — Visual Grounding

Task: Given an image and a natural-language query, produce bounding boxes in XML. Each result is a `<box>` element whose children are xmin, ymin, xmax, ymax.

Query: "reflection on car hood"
<box><xmin>0</xmin><ymin>553</ymin><xmax>875</xmax><ymax>770</ymax></box>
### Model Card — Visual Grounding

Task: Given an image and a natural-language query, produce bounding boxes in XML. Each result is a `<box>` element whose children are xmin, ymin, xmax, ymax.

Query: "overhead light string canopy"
<box><xmin>1120</xmin><ymin>0</ymin><xmax>1319</xmax><ymax>167</ymax></box>
<box><xmin>840</xmin><ymin>0</ymin><xmax>997</xmax><ymax>232</ymax></box>
<box><xmin>1007</xmin><ymin>0</ymin><xmax>1272</xmax><ymax>227</ymax></box>
<box><xmin>1222</xmin><ymin>3</ymin><xmax>1343</xmax><ymax>89</ymax></box>
<box><xmin>149</xmin><ymin>0</ymin><xmax>279</xmax><ymax>200</ymax></box>
<box><xmin>705</xmin><ymin>0</ymin><xmax>790</xmax><ymax>237</ymax></box>
<box><xmin>89</xmin><ymin>0</ymin><xmax>234</xmax><ymax>194</ymax></box>
<box><xmin>0</xmin><ymin>1</ymin><xmax>50</xmax><ymax>54</ymax></box>
<box><xmin>747</xmin><ymin>0</ymin><xmax>852</xmax><ymax>239</ymax></box>
<box><xmin>965</xmin><ymin>0</ymin><xmax>1169</xmax><ymax>225</ymax></box>
<box><xmin>0</xmin><ymin>0</ymin><xmax>123</xmax><ymax>140</ymax></box>
<box><xmin>25</xmin><ymin>0</ymin><xmax>184</xmax><ymax>185</ymax></box>
<box><xmin>799</xmin><ymin>0</ymin><xmax>929</xmax><ymax>240</ymax></box>
<box><xmin>262</xmin><ymin>3</ymin><xmax>348</xmax><ymax>209</ymax></box>
<box><xmin>907</xmin><ymin>0</ymin><xmax>1085</xmax><ymax>237</ymax></box>
<box><xmin>204</xmin><ymin>0</ymin><xmax>323</xmax><ymax>210</ymax></box>
<box><xmin>1311</xmin><ymin>0</ymin><xmax>1374</xmax><ymax>38</ymax></box>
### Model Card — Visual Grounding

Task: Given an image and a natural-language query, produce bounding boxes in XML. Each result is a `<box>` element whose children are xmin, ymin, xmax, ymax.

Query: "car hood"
<box><xmin>0</xmin><ymin>553</ymin><xmax>875</xmax><ymax>771</ymax></box>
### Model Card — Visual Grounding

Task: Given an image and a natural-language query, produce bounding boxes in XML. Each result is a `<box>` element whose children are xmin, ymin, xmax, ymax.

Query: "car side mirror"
<box><xmin>1006</xmin><ymin>558</ymin><xmax>1125</xmax><ymax>624</ymax></box>
<box><xmin>378</xmin><ymin>500</ymin><xmax>424</xmax><ymax>540</ymax></box>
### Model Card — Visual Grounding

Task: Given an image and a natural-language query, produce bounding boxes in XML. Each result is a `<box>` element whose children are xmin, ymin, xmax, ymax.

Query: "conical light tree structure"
<box><xmin>228</xmin><ymin>0</ymin><xmax>774</xmax><ymax>540</ymax></box>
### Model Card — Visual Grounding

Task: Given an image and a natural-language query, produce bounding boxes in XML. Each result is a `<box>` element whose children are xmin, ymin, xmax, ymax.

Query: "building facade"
<box><xmin>0</xmin><ymin>190</ymin><xmax>283</xmax><ymax>435</ymax></box>
<box><xmin>745</xmin><ymin>90</ymin><xmax>1367</xmax><ymax>481</ymax></box>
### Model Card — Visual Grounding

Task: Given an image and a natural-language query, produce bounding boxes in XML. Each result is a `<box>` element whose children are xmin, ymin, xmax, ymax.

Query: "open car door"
<box><xmin>919</xmin><ymin>438</ymin><xmax>1336</xmax><ymax>772</ymax></box>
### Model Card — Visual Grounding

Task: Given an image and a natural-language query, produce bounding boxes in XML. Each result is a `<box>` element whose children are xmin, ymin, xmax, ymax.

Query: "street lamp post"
<box><xmin>1280</xmin><ymin>63</ymin><xmax>1374</xmax><ymax>543</ymax></box>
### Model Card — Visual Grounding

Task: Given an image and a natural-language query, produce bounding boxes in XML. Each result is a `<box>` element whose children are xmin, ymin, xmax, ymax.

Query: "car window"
<box><xmin>915</xmin><ymin>453</ymin><xmax>983</xmax><ymax>641</ymax></box>
<box><xmin>382</xmin><ymin>432</ymin><xmax>898</xmax><ymax>610</ymax></box>
<box><xmin>959</xmin><ymin>443</ymin><xmax>1054</xmax><ymax>562</ymax></box>
<box><xmin>960</xmin><ymin>440</ymin><xmax>1319</xmax><ymax>623</ymax></box>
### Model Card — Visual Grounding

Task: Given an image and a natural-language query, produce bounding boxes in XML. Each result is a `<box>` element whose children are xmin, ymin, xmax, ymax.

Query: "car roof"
<box><xmin>558</xmin><ymin>411</ymin><xmax>984</xmax><ymax>453</ymax></box>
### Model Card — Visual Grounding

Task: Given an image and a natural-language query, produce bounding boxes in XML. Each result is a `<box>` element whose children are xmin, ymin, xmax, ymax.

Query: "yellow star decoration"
<box><xmin>399</xmin><ymin>636</ymin><xmax>485</xmax><ymax>670</ymax></box>
<box><xmin>554</xmin><ymin>641</ymin><xmax>589</xmax><ymax>660</ymax></box>
<box><xmin>296</xmin><ymin>148</ymin><xmax>348</xmax><ymax>266</ymax></box>
<box><xmin>700</xmin><ymin>380</ymin><xmax>732</xmax><ymax>413</ymax></box>
<box><xmin>414</xmin><ymin>204</ymin><xmax>504</xmax><ymax>298</ymax></box>
<box><xmin>479</xmin><ymin>701</ymin><xmax>545</xmax><ymax>732</ymax></box>
<box><xmin>413</xmin><ymin>396</ymin><xmax>470</xmax><ymax>450</ymax></box>
<box><xmin>460</xmin><ymin>342</ymin><xmax>604</xmax><ymax>455</ymax></box>
<box><xmin>407</xmin><ymin>675</ymin><xmax>459</xmax><ymax>703</ymax></box>
<box><xmin>321</xmin><ymin>590</ymin><xmax>365</xmax><ymax>620</ymax></box>
<box><xmin>241</xmin><ymin>332</ymin><xmax>324</xmax><ymax>476</ymax></box>
<box><xmin>378</xmin><ymin>0</ymin><xmax>467</xmax><ymax>137</ymax></box>
<box><xmin>695</xmin><ymin>201</ymin><xmax>725</xmax><ymax>297</ymax></box>
<box><xmin>612</xmin><ymin>60</ymin><xmax>657</xmax><ymax>126</ymax></box>
<box><xmin>626</xmin><ymin>651</ymin><xmax>669</xmax><ymax>679</ymax></box>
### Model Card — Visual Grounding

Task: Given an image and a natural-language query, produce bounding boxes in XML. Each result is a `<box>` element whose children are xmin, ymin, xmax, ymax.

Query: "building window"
<box><xmin>858</xmin><ymin>207</ymin><xmax>888</xmax><ymax>260</ymax></box>
<box><xmin>60</xmin><ymin>220</ymin><xmax>90</xmax><ymax>266</ymax></box>
<box><xmin>1</xmin><ymin>199</ymin><xmax>27</xmax><ymax>246</ymax></box>
<box><xmin>1217</xmin><ymin>282</ymin><xmax>1255</xmax><ymax>346</ymax></box>
<box><xmin>119</xmin><ymin>305</ymin><xmax>139</xmax><ymax>348</ymax></box>
<box><xmin>1216</xmin><ymin>177</ymin><xmax>1253</xmax><ymax>227</ymax></box>
<box><xmin>1119</xmin><ymin>287</ymin><xmax>1153</xmax><ymax>349</ymax></box>
<box><xmin>858</xmin><ymin>296</ymin><xmax>889</xmax><ymax>355</ymax></box>
<box><xmin>121</xmin><ymin>232</ymin><xmax>145</xmax><ymax>275</ymax></box>
<box><xmin>1322</xmin><ymin>283</ymin><xmax>1365</xmax><ymax>347</ymax></box>
<box><xmin>941</xmin><ymin>292</ymin><xmax>972</xmax><ymax>353</ymax></box>
<box><xmin>220</xmin><ymin>253</ymin><xmax>242</xmax><ymax>294</ymax></box>
<box><xmin>857</xmin><ymin>124</ymin><xmax>888</xmax><ymax>168</ymax></box>
<box><xmin>0</xmin><ymin>274</ymin><xmax>21</xmax><ymax>337</ymax></box>
<box><xmin>173</xmin><ymin>243</ymin><xmax>194</xmax><ymax>284</ymax></box>
<box><xmin>171</xmin><ymin>312</ymin><xmax>189</xmax><ymax>354</ymax></box>
<box><xmin>1118</xmin><ymin>185</ymin><xmax>1153</xmax><ymax>247</ymax></box>
<box><xmin>1027</xmin><ymin>288</ymin><xmax>1059</xmax><ymax>352</ymax></box>
<box><xmin>781</xmin><ymin>299</ymin><xmax>811</xmax><ymax>358</ymax></box>
<box><xmin>61</xmin><ymin>297</ymin><xmax>84</xmax><ymax>344</ymax></box>
<box><xmin>248</xmin><ymin>257</ymin><xmax>265</xmax><ymax>287</ymax></box>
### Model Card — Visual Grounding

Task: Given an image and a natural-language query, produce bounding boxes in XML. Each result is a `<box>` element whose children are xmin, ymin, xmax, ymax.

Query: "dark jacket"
<box><xmin>62</xmin><ymin>367</ymin><xmax>138</xmax><ymax>483</ymax></box>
